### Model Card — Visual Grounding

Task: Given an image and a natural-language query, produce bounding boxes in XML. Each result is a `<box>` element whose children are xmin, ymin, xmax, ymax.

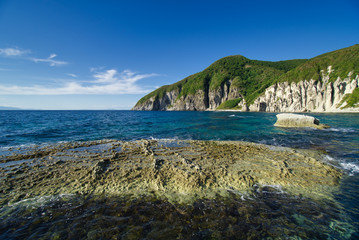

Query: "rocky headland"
<box><xmin>133</xmin><ymin>45</ymin><xmax>359</xmax><ymax>112</ymax></box>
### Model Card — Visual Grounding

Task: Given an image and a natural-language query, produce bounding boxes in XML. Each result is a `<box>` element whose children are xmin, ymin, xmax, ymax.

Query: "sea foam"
<box><xmin>326</xmin><ymin>128</ymin><xmax>355</xmax><ymax>133</ymax></box>
<box><xmin>340</xmin><ymin>162</ymin><xmax>359</xmax><ymax>176</ymax></box>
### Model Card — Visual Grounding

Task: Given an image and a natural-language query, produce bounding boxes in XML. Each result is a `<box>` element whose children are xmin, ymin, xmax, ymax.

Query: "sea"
<box><xmin>0</xmin><ymin>110</ymin><xmax>358</xmax><ymax>239</ymax></box>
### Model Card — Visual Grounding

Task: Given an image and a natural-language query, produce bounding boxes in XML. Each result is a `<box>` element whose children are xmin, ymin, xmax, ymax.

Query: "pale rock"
<box><xmin>274</xmin><ymin>113</ymin><xmax>330</xmax><ymax>129</ymax></box>
<box><xmin>249</xmin><ymin>73</ymin><xmax>358</xmax><ymax>112</ymax></box>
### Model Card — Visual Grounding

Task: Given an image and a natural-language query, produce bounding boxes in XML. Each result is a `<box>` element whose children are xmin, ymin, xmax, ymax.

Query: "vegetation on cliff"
<box><xmin>216</xmin><ymin>98</ymin><xmax>243</xmax><ymax>110</ymax></box>
<box><xmin>340</xmin><ymin>88</ymin><xmax>359</xmax><ymax>108</ymax></box>
<box><xmin>277</xmin><ymin>44</ymin><xmax>359</xmax><ymax>84</ymax></box>
<box><xmin>137</xmin><ymin>56</ymin><xmax>306</xmax><ymax>106</ymax></box>
<box><xmin>135</xmin><ymin>44</ymin><xmax>359</xmax><ymax>110</ymax></box>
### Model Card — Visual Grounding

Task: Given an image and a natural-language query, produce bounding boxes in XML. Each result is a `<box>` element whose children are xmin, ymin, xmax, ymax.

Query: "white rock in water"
<box><xmin>274</xmin><ymin>113</ymin><xmax>330</xmax><ymax>129</ymax></box>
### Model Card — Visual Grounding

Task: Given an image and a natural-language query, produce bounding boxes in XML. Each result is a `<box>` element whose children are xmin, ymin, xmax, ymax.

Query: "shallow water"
<box><xmin>0</xmin><ymin>191</ymin><xmax>353</xmax><ymax>239</ymax></box>
<box><xmin>0</xmin><ymin>110</ymin><xmax>358</xmax><ymax>239</ymax></box>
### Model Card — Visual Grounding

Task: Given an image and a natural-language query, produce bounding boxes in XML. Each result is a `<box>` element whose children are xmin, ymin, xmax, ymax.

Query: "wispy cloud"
<box><xmin>32</xmin><ymin>54</ymin><xmax>68</xmax><ymax>67</ymax></box>
<box><xmin>93</xmin><ymin>69</ymin><xmax>118</xmax><ymax>83</ymax></box>
<box><xmin>0</xmin><ymin>69</ymin><xmax>157</xmax><ymax>95</ymax></box>
<box><xmin>0</xmin><ymin>48</ymin><xmax>29</xmax><ymax>57</ymax></box>
<box><xmin>0</xmin><ymin>47</ymin><xmax>68</xmax><ymax>67</ymax></box>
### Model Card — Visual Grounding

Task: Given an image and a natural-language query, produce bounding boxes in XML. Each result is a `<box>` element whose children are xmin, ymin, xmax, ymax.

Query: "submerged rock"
<box><xmin>274</xmin><ymin>113</ymin><xmax>330</xmax><ymax>129</ymax></box>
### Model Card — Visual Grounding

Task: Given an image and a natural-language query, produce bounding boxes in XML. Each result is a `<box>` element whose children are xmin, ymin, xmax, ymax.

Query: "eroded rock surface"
<box><xmin>249</xmin><ymin>73</ymin><xmax>359</xmax><ymax>112</ymax></box>
<box><xmin>0</xmin><ymin>140</ymin><xmax>341</xmax><ymax>205</ymax></box>
<box><xmin>1</xmin><ymin>139</ymin><xmax>355</xmax><ymax>240</ymax></box>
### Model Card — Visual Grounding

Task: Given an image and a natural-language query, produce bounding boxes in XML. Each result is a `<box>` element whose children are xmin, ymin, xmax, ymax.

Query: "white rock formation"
<box><xmin>274</xmin><ymin>113</ymin><xmax>329</xmax><ymax>129</ymax></box>
<box><xmin>249</xmin><ymin>69</ymin><xmax>358</xmax><ymax>112</ymax></box>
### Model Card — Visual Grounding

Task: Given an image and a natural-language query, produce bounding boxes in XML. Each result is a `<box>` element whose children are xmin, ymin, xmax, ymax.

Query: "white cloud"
<box><xmin>32</xmin><ymin>54</ymin><xmax>68</xmax><ymax>67</ymax></box>
<box><xmin>0</xmin><ymin>47</ymin><xmax>68</xmax><ymax>67</ymax></box>
<box><xmin>0</xmin><ymin>69</ymin><xmax>157</xmax><ymax>95</ymax></box>
<box><xmin>0</xmin><ymin>48</ymin><xmax>29</xmax><ymax>57</ymax></box>
<box><xmin>93</xmin><ymin>69</ymin><xmax>118</xmax><ymax>83</ymax></box>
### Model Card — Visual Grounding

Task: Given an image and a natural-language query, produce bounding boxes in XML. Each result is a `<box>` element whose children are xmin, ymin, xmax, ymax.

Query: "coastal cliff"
<box><xmin>133</xmin><ymin>45</ymin><xmax>359</xmax><ymax>112</ymax></box>
<box><xmin>133</xmin><ymin>83</ymin><xmax>242</xmax><ymax>111</ymax></box>
<box><xmin>248</xmin><ymin>71</ymin><xmax>359</xmax><ymax>112</ymax></box>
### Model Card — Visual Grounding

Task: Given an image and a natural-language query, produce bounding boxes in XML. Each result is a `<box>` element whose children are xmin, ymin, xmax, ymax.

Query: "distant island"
<box><xmin>0</xmin><ymin>106</ymin><xmax>22</xmax><ymax>110</ymax></box>
<box><xmin>133</xmin><ymin>44</ymin><xmax>359</xmax><ymax>112</ymax></box>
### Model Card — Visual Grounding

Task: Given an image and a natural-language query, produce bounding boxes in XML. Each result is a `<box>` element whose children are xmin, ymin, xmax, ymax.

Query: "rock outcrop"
<box><xmin>249</xmin><ymin>70</ymin><xmax>359</xmax><ymax>112</ymax></box>
<box><xmin>135</xmin><ymin>89</ymin><xmax>180</xmax><ymax>111</ymax></box>
<box><xmin>274</xmin><ymin>113</ymin><xmax>330</xmax><ymax>129</ymax></box>
<box><xmin>1</xmin><ymin>140</ymin><xmax>341</xmax><ymax>205</ymax></box>
<box><xmin>133</xmin><ymin>83</ymin><xmax>242</xmax><ymax>111</ymax></box>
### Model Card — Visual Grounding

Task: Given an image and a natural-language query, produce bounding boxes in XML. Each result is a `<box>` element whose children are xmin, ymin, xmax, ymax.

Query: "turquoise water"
<box><xmin>0</xmin><ymin>110</ymin><xmax>358</xmax><ymax>238</ymax></box>
<box><xmin>0</xmin><ymin>111</ymin><xmax>358</xmax><ymax>150</ymax></box>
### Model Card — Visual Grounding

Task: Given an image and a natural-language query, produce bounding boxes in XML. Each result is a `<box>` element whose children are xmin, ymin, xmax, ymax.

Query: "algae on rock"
<box><xmin>0</xmin><ymin>139</ymin><xmax>342</xmax><ymax>205</ymax></box>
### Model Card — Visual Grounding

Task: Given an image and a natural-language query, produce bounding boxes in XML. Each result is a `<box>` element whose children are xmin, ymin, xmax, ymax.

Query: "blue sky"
<box><xmin>0</xmin><ymin>0</ymin><xmax>358</xmax><ymax>110</ymax></box>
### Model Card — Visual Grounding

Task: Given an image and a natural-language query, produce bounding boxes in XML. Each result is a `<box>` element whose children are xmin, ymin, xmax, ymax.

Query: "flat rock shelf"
<box><xmin>0</xmin><ymin>140</ymin><xmax>354</xmax><ymax>239</ymax></box>
<box><xmin>0</xmin><ymin>139</ymin><xmax>341</xmax><ymax>204</ymax></box>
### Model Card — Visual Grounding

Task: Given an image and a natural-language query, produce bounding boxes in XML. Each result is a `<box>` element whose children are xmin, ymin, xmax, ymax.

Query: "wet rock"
<box><xmin>0</xmin><ymin>140</ymin><xmax>342</xmax><ymax>206</ymax></box>
<box><xmin>92</xmin><ymin>159</ymin><xmax>110</xmax><ymax>179</ymax></box>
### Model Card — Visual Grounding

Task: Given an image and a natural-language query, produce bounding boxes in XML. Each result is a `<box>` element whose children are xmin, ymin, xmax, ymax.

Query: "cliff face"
<box><xmin>133</xmin><ymin>81</ymin><xmax>243</xmax><ymax>111</ymax></box>
<box><xmin>133</xmin><ymin>90</ymin><xmax>179</xmax><ymax>111</ymax></box>
<box><xmin>208</xmin><ymin>81</ymin><xmax>242</xmax><ymax>110</ymax></box>
<box><xmin>249</xmin><ymin>72</ymin><xmax>359</xmax><ymax>112</ymax></box>
<box><xmin>133</xmin><ymin>74</ymin><xmax>359</xmax><ymax>112</ymax></box>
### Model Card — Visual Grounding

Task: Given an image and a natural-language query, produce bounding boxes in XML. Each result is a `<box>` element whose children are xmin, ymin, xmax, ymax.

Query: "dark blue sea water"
<box><xmin>0</xmin><ymin>110</ymin><xmax>358</xmax><ymax>238</ymax></box>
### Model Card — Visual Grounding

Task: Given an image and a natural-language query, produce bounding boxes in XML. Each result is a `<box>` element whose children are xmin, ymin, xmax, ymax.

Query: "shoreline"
<box><xmin>214</xmin><ymin>109</ymin><xmax>359</xmax><ymax>113</ymax></box>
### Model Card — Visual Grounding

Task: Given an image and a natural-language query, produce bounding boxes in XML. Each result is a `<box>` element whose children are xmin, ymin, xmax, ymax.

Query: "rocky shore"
<box><xmin>1</xmin><ymin>139</ymin><xmax>342</xmax><ymax>205</ymax></box>
<box><xmin>1</xmin><ymin>139</ymin><xmax>354</xmax><ymax>239</ymax></box>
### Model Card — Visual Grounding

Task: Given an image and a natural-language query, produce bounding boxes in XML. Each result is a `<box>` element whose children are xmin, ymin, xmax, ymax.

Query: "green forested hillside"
<box><xmin>277</xmin><ymin>44</ymin><xmax>359</xmax><ymax>83</ymax></box>
<box><xmin>137</xmin><ymin>56</ymin><xmax>307</xmax><ymax>105</ymax></box>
